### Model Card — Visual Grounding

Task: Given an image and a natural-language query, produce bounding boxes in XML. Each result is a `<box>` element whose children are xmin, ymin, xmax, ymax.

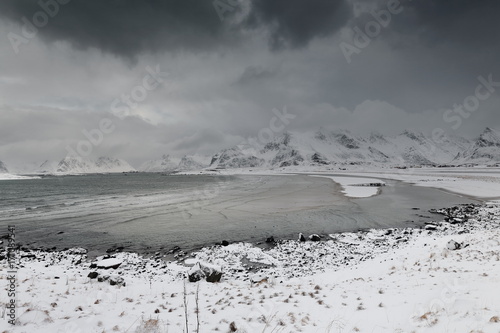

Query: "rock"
<box><xmin>188</xmin><ymin>264</ymin><xmax>205</xmax><ymax>283</ymax></box>
<box><xmin>188</xmin><ymin>262</ymin><xmax>223</xmax><ymax>283</ymax></box>
<box><xmin>250</xmin><ymin>274</ymin><xmax>269</xmax><ymax>285</ymax></box>
<box><xmin>298</xmin><ymin>233</ymin><xmax>306</xmax><ymax>242</ymax></box>
<box><xmin>221</xmin><ymin>240</ymin><xmax>229</xmax><ymax>246</ymax></box>
<box><xmin>96</xmin><ymin>258</ymin><xmax>122</xmax><ymax>269</ymax></box>
<box><xmin>309</xmin><ymin>234</ymin><xmax>321</xmax><ymax>241</ymax></box>
<box><xmin>109</xmin><ymin>276</ymin><xmax>125</xmax><ymax>286</ymax></box>
<box><xmin>446</xmin><ymin>240</ymin><xmax>463</xmax><ymax>250</ymax></box>
<box><xmin>169</xmin><ymin>246</ymin><xmax>181</xmax><ymax>254</ymax></box>
<box><xmin>87</xmin><ymin>272</ymin><xmax>99</xmax><ymax>279</ymax></box>
<box><xmin>67</xmin><ymin>248</ymin><xmax>88</xmax><ymax>255</ymax></box>
<box><xmin>97</xmin><ymin>275</ymin><xmax>110</xmax><ymax>283</ymax></box>
<box><xmin>425</xmin><ymin>224</ymin><xmax>438</xmax><ymax>231</ymax></box>
<box><xmin>265</xmin><ymin>236</ymin><xmax>275</xmax><ymax>243</ymax></box>
<box><xmin>89</xmin><ymin>263</ymin><xmax>97</xmax><ymax>269</ymax></box>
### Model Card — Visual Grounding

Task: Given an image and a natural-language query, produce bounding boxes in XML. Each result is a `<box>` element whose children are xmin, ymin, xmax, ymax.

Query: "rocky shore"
<box><xmin>1</xmin><ymin>201</ymin><xmax>499</xmax><ymax>332</ymax></box>
<box><xmin>3</xmin><ymin>203</ymin><xmax>499</xmax><ymax>287</ymax></box>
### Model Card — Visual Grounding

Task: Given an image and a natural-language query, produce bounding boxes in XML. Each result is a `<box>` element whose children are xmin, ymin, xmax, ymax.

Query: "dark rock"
<box><xmin>188</xmin><ymin>262</ymin><xmax>223</xmax><ymax>283</ymax></box>
<box><xmin>57</xmin><ymin>231</ymin><xmax>64</xmax><ymax>235</ymax></box>
<box><xmin>169</xmin><ymin>246</ymin><xmax>181</xmax><ymax>254</ymax></box>
<box><xmin>109</xmin><ymin>276</ymin><xmax>125</xmax><ymax>286</ymax></box>
<box><xmin>90</xmin><ymin>263</ymin><xmax>97</xmax><ymax>269</ymax></box>
<box><xmin>446</xmin><ymin>240</ymin><xmax>465</xmax><ymax>250</ymax></box>
<box><xmin>221</xmin><ymin>240</ymin><xmax>229</xmax><ymax>246</ymax></box>
<box><xmin>265</xmin><ymin>236</ymin><xmax>275</xmax><ymax>243</ymax></box>
<box><xmin>97</xmin><ymin>275</ymin><xmax>110</xmax><ymax>283</ymax></box>
<box><xmin>188</xmin><ymin>266</ymin><xmax>205</xmax><ymax>283</ymax></box>
<box><xmin>309</xmin><ymin>234</ymin><xmax>321</xmax><ymax>241</ymax></box>
<box><xmin>298</xmin><ymin>233</ymin><xmax>306</xmax><ymax>242</ymax></box>
<box><xmin>87</xmin><ymin>272</ymin><xmax>99</xmax><ymax>279</ymax></box>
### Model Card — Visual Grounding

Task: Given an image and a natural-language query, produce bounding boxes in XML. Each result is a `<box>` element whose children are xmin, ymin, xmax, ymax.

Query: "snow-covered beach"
<box><xmin>1</xmin><ymin>171</ymin><xmax>500</xmax><ymax>332</ymax></box>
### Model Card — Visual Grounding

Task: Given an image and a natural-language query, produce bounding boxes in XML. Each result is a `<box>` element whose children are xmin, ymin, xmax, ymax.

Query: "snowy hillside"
<box><xmin>0</xmin><ymin>160</ymin><xmax>8</xmax><ymax>173</ymax></box>
<box><xmin>139</xmin><ymin>154</ymin><xmax>209</xmax><ymax>172</ymax></box>
<box><xmin>209</xmin><ymin>129</ymin><xmax>475</xmax><ymax>169</ymax></box>
<box><xmin>56</xmin><ymin>156</ymin><xmax>135</xmax><ymax>174</ymax></box>
<box><xmin>454</xmin><ymin>127</ymin><xmax>500</xmax><ymax>164</ymax></box>
<box><xmin>139</xmin><ymin>154</ymin><xmax>180</xmax><ymax>172</ymax></box>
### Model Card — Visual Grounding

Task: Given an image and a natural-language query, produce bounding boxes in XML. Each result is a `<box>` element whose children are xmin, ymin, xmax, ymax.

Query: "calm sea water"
<box><xmin>0</xmin><ymin>173</ymin><xmax>478</xmax><ymax>256</ymax></box>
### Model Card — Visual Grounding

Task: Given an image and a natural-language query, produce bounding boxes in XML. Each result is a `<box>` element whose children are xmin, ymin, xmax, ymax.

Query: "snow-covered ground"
<box><xmin>319</xmin><ymin>167</ymin><xmax>500</xmax><ymax>199</ymax></box>
<box><xmin>310</xmin><ymin>175</ymin><xmax>385</xmax><ymax>198</ymax></box>
<box><xmin>1</xmin><ymin>200</ymin><xmax>499</xmax><ymax>332</ymax></box>
<box><xmin>0</xmin><ymin>174</ymin><xmax>40</xmax><ymax>181</ymax></box>
<box><xmin>1</xmin><ymin>169</ymin><xmax>500</xmax><ymax>332</ymax></box>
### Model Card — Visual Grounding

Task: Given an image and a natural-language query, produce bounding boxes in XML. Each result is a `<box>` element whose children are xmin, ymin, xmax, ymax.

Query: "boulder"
<box><xmin>309</xmin><ymin>234</ymin><xmax>321</xmax><ymax>241</ymax></box>
<box><xmin>188</xmin><ymin>262</ymin><xmax>223</xmax><ymax>283</ymax></box>
<box><xmin>188</xmin><ymin>264</ymin><xmax>205</xmax><ymax>282</ymax></box>
<box><xmin>298</xmin><ymin>233</ymin><xmax>306</xmax><ymax>242</ymax></box>
<box><xmin>109</xmin><ymin>276</ymin><xmax>125</xmax><ymax>286</ymax></box>
<box><xmin>265</xmin><ymin>236</ymin><xmax>275</xmax><ymax>243</ymax></box>
<box><xmin>87</xmin><ymin>272</ymin><xmax>99</xmax><ymax>279</ymax></box>
<box><xmin>96</xmin><ymin>258</ymin><xmax>122</xmax><ymax>269</ymax></box>
<box><xmin>446</xmin><ymin>240</ymin><xmax>464</xmax><ymax>250</ymax></box>
<box><xmin>97</xmin><ymin>275</ymin><xmax>110</xmax><ymax>282</ymax></box>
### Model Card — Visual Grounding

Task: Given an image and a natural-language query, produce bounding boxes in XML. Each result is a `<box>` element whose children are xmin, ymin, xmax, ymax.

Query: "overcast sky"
<box><xmin>1</xmin><ymin>0</ymin><xmax>499</xmax><ymax>166</ymax></box>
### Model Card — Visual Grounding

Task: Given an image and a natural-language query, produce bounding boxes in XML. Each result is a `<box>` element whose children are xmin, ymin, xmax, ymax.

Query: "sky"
<box><xmin>0</xmin><ymin>0</ymin><xmax>499</xmax><ymax>167</ymax></box>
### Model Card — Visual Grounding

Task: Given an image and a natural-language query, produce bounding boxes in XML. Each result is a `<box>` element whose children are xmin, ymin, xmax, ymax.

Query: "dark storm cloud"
<box><xmin>0</xmin><ymin>0</ymin><xmax>231</xmax><ymax>58</ymax></box>
<box><xmin>245</xmin><ymin>0</ymin><xmax>352</xmax><ymax>50</ymax></box>
<box><xmin>0</xmin><ymin>0</ymin><xmax>353</xmax><ymax>57</ymax></box>
<box><xmin>396</xmin><ymin>0</ymin><xmax>500</xmax><ymax>48</ymax></box>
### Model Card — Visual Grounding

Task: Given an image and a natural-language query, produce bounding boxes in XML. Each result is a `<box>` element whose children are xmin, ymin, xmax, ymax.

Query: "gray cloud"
<box><xmin>244</xmin><ymin>0</ymin><xmax>352</xmax><ymax>50</ymax></box>
<box><xmin>1</xmin><ymin>1</ymin><xmax>500</xmax><ymax>167</ymax></box>
<box><xmin>0</xmin><ymin>0</ymin><xmax>233</xmax><ymax>59</ymax></box>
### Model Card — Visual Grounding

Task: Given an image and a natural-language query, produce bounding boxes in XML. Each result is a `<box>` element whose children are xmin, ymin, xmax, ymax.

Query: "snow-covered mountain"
<box><xmin>454</xmin><ymin>127</ymin><xmax>500</xmax><ymax>164</ymax></box>
<box><xmin>36</xmin><ymin>160</ymin><xmax>60</xmax><ymax>174</ymax></box>
<box><xmin>0</xmin><ymin>160</ymin><xmax>8</xmax><ymax>173</ymax></box>
<box><xmin>209</xmin><ymin>129</ymin><xmax>477</xmax><ymax>169</ymax></box>
<box><xmin>177</xmin><ymin>155</ymin><xmax>207</xmax><ymax>171</ymax></box>
<box><xmin>139</xmin><ymin>154</ymin><xmax>209</xmax><ymax>172</ymax></box>
<box><xmin>139</xmin><ymin>154</ymin><xmax>180</xmax><ymax>172</ymax></box>
<box><xmin>94</xmin><ymin>157</ymin><xmax>135</xmax><ymax>173</ymax></box>
<box><xmin>56</xmin><ymin>156</ymin><xmax>135</xmax><ymax>174</ymax></box>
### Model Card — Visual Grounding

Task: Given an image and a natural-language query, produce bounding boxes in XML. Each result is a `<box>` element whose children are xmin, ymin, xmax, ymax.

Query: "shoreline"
<box><xmin>1</xmin><ymin>202</ymin><xmax>499</xmax><ymax>332</ymax></box>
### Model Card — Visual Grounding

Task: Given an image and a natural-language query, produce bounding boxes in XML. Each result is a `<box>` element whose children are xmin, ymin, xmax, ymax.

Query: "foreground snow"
<box><xmin>1</xmin><ymin>203</ymin><xmax>499</xmax><ymax>332</ymax></box>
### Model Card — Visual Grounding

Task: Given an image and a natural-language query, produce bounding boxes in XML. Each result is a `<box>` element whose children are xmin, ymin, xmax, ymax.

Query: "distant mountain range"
<box><xmin>1</xmin><ymin>127</ymin><xmax>499</xmax><ymax>175</ymax></box>
<box><xmin>209</xmin><ymin>127</ymin><xmax>499</xmax><ymax>169</ymax></box>
<box><xmin>139</xmin><ymin>154</ymin><xmax>209</xmax><ymax>172</ymax></box>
